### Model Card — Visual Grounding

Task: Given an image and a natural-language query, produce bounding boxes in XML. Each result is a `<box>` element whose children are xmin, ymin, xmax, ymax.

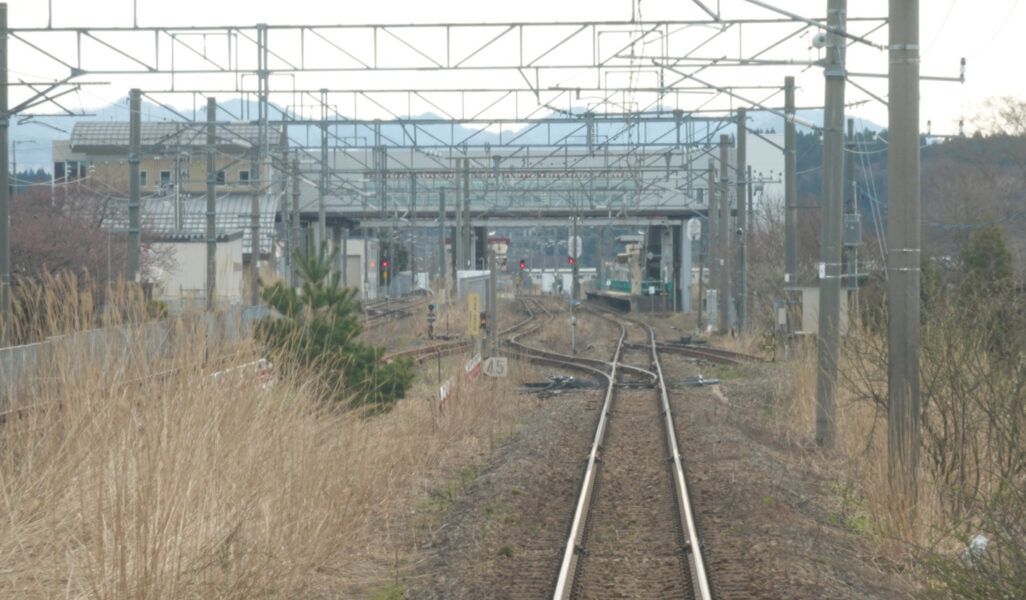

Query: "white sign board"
<box><xmin>568</xmin><ymin>235</ymin><xmax>582</xmax><ymax>258</ymax></box>
<box><xmin>687</xmin><ymin>218</ymin><xmax>702</xmax><ymax>240</ymax></box>
<box><xmin>483</xmin><ymin>357</ymin><xmax>508</xmax><ymax>378</ymax></box>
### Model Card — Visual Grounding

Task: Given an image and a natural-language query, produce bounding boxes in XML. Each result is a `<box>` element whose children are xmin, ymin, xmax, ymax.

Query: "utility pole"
<box><xmin>706</xmin><ymin>160</ymin><xmax>716</xmax><ymax>333</ymax></box>
<box><xmin>784</xmin><ymin>76</ymin><xmax>798</xmax><ymax>290</ymax></box>
<box><xmin>409</xmin><ymin>171</ymin><xmax>417</xmax><ymax>286</ymax></box>
<box><xmin>718</xmin><ymin>134</ymin><xmax>730</xmax><ymax>336</ymax></box>
<box><xmin>488</xmin><ymin>246</ymin><xmax>498</xmax><ymax>358</ymax></box>
<box><xmin>736</xmin><ymin>108</ymin><xmax>748</xmax><ymax>334</ymax></box>
<box><xmin>695</xmin><ymin>222</ymin><xmax>706</xmax><ymax>335</ymax></box>
<box><xmin>250</xmin><ymin>23</ymin><xmax>268</xmax><ymax>307</ymax></box>
<box><xmin>746</xmin><ymin>164</ymin><xmax>753</xmax><ymax>318</ymax></box>
<box><xmin>815</xmin><ymin>0</ymin><xmax>846</xmax><ymax>447</ymax></box>
<box><xmin>127</xmin><ymin>88</ymin><xmax>141</xmax><ymax>284</ymax></box>
<box><xmin>454</xmin><ymin>162</ymin><xmax>464</xmax><ymax>273</ymax></box>
<box><xmin>290</xmin><ymin>156</ymin><xmax>301</xmax><ymax>287</ymax></box>
<box><xmin>0</xmin><ymin>4</ymin><xmax>9</xmax><ymax>341</ymax></box>
<box><xmin>887</xmin><ymin>0</ymin><xmax>921</xmax><ymax>503</ymax></box>
<box><xmin>278</xmin><ymin>122</ymin><xmax>290</xmax><ymax>282</ymax></box>
<box><xmin>844</xmin><ymin>119</ymin><xmax>859</xmax><ymax>302</ymax></box>
<box><xmin>342</xmin><ymin>225</ymin><xmax>349</xmax><ymax>287</ymax></box>
<box><xmin>205</xmin><ymin>97</ymin><xmax>217</xmax><ymax>311</ymax></box>
<box><xmin>571</xmin><ymin>214</ymin><xmax>580</xmax><ymax>301</ymax></box>
<box><xmin>784</xmin><ymin>75</ymin><xmax>799</xmax><ymax>348</ymax></box>
<box><xmin>571</xmin><ymin>212</ymin><xmax>580</xmax><ymax>354</ymax></box>
<box><xmin>438</xmin><ymin>189</ymin><xmax>447</xmax><ymax>301</ymax></box>
<box><xmin>463</xmin><ymin>158</ymin><xmax>471</xmax><ymax>270</ymax></box>
<box><xmin>318</xmin><ymin>89</ymin><xmax>328</xmax><ymax>248</ymax></box>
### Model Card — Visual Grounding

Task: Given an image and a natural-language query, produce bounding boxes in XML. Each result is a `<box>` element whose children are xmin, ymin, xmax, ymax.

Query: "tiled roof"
<box><xmin>105</xmin><ymin>193</ymin><xmax>279</xmax><ymax>254</ymax></box>
<box><xmin>71</xmin><ymin>122</ymin><xmax>284</xmax><ymax>152</ymax></box>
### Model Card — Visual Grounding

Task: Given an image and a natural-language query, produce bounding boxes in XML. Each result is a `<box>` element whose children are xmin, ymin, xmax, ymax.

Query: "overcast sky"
<box><xmin>6</xmin><ymin>0</ymin><xmax>1025</xmax><ymax>134</ymax></box>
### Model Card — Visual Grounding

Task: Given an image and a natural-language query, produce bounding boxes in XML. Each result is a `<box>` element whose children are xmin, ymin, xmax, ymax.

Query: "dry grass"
<box><xmin>0</xmin><ymin>281</ymin><xmax>538</xmax><ymax>599</ymax></box>
<box><xmin>764</xmin><ymin>334</ymin><xmax>946</xmax><ymax>566</ymax></box>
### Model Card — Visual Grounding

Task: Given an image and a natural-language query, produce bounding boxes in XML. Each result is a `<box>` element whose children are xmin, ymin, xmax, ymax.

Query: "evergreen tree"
<box><xmin>254</xmin><ymin>243</ymin><xmax>414</xmax><ymax>411</ymax></box>
<box><xmin>957</xmin><ymin>225</ymin><xmax>1021</xmax><ymax>360</ymax></box>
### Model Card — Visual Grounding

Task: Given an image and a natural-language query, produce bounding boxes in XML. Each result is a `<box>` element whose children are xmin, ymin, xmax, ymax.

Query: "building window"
<box><xmin>216</xmin><ymin>169</ymin><xmax>226</xmax><ymax>185</ymax></box>
<box><xmin>140</xmin><ymin>171</ymin><xmax>148</xmax><ymax>188</ymax></box>
<box><xmin>160</xmin><ymin>170</ymin><xmax>171</xmax><ymax>185</ymax></box>
<box><xmin>239</xmin><ymin>170</ymin><xmax>250</xmax><ymax>184</ymax></box>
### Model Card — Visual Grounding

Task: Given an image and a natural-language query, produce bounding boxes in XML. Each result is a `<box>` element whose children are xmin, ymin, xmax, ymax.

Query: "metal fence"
<box><xmin>0</xmin><ymin>306</ymin><xmax>267</xmax><ymax>410</ymax></box>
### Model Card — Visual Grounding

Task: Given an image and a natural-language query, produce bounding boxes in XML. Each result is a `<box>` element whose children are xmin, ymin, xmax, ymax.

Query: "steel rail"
<box><xmin>659</xmin><ymin>342</ymin><xmax>762</xmax><ymax>365</ymax></box>
<box><xmin>622</xmin><ymin>340</ymin><xmax>762</xmax><ymax>365</ymax></box>
<box><xmin>508</xmin><ymin>299</ymin><xmax>657</xmax><ymax>385</ymax></box>
<box><xmin>507</xmin><ymin>297</ymin><xmax>595</xmax><ymax>367</ymax></box>
<box><xmin>632</xmin><ymin>315</ymin><xmax>713</xmax><ymax>600</ymax></box>
<box><xmin>383</xmin><ymin>295</ymin><xmax>541</xmax><ymax>364</ymax></box>
<box><xmin>550</xmin><ymin>304</ymin><xmax>623</xmax><ymax>600</ymax></box>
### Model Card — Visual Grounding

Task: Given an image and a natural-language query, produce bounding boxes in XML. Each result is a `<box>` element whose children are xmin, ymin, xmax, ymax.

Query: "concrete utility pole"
<box><xmin>571</xmin><ymin>213</ymin><xmax>580</xmax><ymax>300</ymax></box>
<box><xmin>205</xmin><ymin>97</ymin><xmax>217</xmax><ymax>311</ymax></box>
<box><xmin>290</xmin><ymin>156</ymin><xmax>301</xmax><ymax>286</ymax></box>
<box><xmin>706</xmin><ymin>160</ymin><xmax>717</xmax><ymax>332</ymax></box>
<box><xmin>887</xmin><ymin>0</ymin><xmax>921</xmax><ymax>501</ymax></box>
<box><xmin>438</xmin><ymin>189</ymin><xmax>447</xmax><ymax>300</ymax></box>
<box><xmin>250</xmin><ymin>23</ymin><xmax>268</xmax><ymax>307</ymax></box>
<box><xmin>487</xmin><ymin>246</ymin><xmax>498</xmax><ymax>357</ymax></box>
<box><xmin>736</xmin><ymin>108</ymin><xmax>748</xmax><ymax>334</ymax></box>
<box><xmin>747</xmin><ymin>164</ymin><xmax>753</xmax><ymax>316</ymax></box>
<box><xmin>127</xmin><ymin>88</ymin><xmax>141</xmax><ymax>283</ymax></box>
<box><xmin>319</xmin><ymin>89</ymin><xmax>328</xmax><ymax>247</ymax></box>
<box><xmin>844</xmin><ymin>118</ymin><xmax>857</xmax><ymax>292</ymax></box>
<box><xmin>784</xmin><ymin>76</ymin><xmax>798</xmax><ymax>290</ymax></box>
<box><xmin>463</xmin><ymin>158</ymin><xmax>472</xmax><ymax>269</ymax></box>
<box><xmin>718</xmin><ymin>134</ymin><xmax>730</xmax><ymax>336</ymax></box>
<box><xmin>815</xmin><ymin>0</ymin><xmax>846</xmax><ymax>447</ymax></box>
<box><xmin>696</xmin><ymin>220</ymin><xmax>706</xmax><ymax>334</ymax></box>
<box><xmin>276</xmin><ymin>122</ymin><xmax>289</xmax><ymax>282</ymax></box>
<box><xmin>332</xmin><ymin>227</ymin><xmax>342</xmax><ymax>276</ymax></box>
<box><xmin>341</xmin><ymin>226</ymin><xmax>349</xmax><ymax>287</ymax></box>
<box><xmin>0</xmin><ymin>4</ymin><xmax>9</xmax><ymax>340</ymax></box>
<box><xmin>409</xmin><ymin>171</ymin><xmax>417</xmax><ymax>285</ymax></box>
<box><xmin>454</xmin><ymin>163</ymin><xmax>464</xmax><ymax>273</ymax></box>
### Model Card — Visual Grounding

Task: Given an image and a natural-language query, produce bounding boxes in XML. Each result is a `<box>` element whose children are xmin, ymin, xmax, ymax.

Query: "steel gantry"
<box><xmin>3</xmin><ymin>1</ymin><xmax>906</xmax><ymax>333</ymax></box>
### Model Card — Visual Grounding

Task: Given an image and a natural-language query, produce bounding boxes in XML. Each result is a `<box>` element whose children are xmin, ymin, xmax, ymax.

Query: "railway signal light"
<box><xmin>568</xmin><ymin>256</ymin><xmax>575</xmax><ymax>265</ymax></box>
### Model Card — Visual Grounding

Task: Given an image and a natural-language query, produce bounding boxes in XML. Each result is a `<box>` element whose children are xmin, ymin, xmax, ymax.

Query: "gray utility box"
<box><xmin>843</xmin><ymin>214</ymin><xmax>862</xmax><ymax>246</ymax></box>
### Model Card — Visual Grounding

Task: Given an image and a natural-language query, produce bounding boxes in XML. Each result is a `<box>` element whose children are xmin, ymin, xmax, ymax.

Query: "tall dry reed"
<box><xmin>0</xmin><ymin>279</ymin><xmax>537</xmax><ymax>599</ymax></box>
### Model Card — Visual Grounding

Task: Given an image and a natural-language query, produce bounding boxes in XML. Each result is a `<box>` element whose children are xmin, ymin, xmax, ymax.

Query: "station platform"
<box><xmin>586</xmin><ymin>290</ymin><xmax>673</xmax><ymax>313</ymax></box>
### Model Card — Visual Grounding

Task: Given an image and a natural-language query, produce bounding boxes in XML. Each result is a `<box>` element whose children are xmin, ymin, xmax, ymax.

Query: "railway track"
<box><xmin>382</xmin><ymin>297</ymin><xmax>540</xmax><ymax>364</ymax></box>
<box><xmin>624</xmin><ymin>340</ymin><xmax>763</xmax><ymax>366</ymax></box>
<box><xmin>505</xmin><ymin>298</ymin><xmax>712</xmax><ymax>599</ymax></box>
<box><xmin>362</xmin><ymin>296</ymin><xmax>427</xmax><ymax>323</ymax></box>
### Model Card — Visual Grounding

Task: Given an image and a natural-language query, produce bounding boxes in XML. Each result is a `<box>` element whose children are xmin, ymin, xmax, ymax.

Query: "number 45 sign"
<box><xmin>483</xmin><ymin>357</ymin><xmax>508</xmax><ymax>378</ymax></box>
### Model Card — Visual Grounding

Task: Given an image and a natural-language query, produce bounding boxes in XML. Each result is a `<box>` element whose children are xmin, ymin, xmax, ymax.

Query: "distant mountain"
<box><xmin>12</xmin><ymin>97</ymin><xmax>883</xmax><ymax>173</ymax></box>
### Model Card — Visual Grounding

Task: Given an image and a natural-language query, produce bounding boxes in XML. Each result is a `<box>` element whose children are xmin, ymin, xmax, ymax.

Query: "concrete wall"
<box><xmin>338</xmin><ymin>238</ymin><xmax>379</xmax><ymax>300</ymax></box>
<box><xmin>150</xmin><ymin>237</ymin><xmax>244</xmax><ymax>308</ymax></box>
